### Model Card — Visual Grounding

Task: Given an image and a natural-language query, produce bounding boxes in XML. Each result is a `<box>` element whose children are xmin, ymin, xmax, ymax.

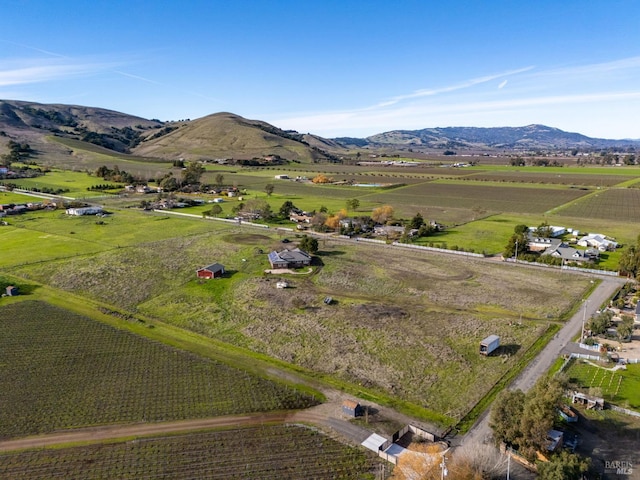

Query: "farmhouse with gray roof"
<box><xmin>268</xmin><ymin>248</ymin><xmax>312</xmax><ymax>269</ymax></box>
<box><xmin>527</xmin><ymin>234</ymin><xmax>561</xmax><ymax>252</ymax></box>
<box><xmin>542</xmin><ymin>243</ymin><xmax>591</xmax><ymax>263</ymax></box>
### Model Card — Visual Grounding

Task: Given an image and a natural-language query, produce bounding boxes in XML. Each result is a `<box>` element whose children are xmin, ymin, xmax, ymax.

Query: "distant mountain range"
<box><xmin>1</xmin><ymin>100</ymin><xmax>638</xmax><ymax>165</ymax></box>
<box><xmin>334</xmin><ymin>125</ymin><xmax>640</xmax><ymax>151</ymax></box>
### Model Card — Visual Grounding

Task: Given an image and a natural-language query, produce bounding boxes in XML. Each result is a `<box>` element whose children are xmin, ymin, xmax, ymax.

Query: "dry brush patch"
<box><xmin>225</xmin><ymin>245</ymin><xmax>589</xmax><ymax>417</ymax></box>
<box><xmin>13</xmin><ymin>232</ymin><xmax>248</xmax><ymax>310</ymax></box>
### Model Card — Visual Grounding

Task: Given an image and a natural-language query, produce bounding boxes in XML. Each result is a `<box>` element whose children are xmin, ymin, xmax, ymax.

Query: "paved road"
<box><xmin>457</xmin><ymin>275</ymin><xmax>627</xmax><ymax>475</ymax></box>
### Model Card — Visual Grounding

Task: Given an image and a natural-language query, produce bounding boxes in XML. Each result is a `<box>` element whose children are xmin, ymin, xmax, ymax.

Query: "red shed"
<box><xmin>196</xmin><ymin>263</ymin><xmax>225</xmax><ymax>279</ymax></box>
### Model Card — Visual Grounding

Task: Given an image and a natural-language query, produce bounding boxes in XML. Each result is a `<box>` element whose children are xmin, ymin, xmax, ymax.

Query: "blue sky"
<box><xmin>2</xmin><ymin>0</ymin><xmax>640</xmax><ymax>139</ymax></box>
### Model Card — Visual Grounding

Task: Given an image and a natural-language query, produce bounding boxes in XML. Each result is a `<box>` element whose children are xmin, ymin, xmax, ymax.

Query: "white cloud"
<box><xmin>0</xmin><ymin>59</ymin><xmax>122</xmax><ymax>87</ymax></box>
<box><xmin>374</xmin><ymin>66</ymin><xmax>534</xmax><ymax>107</ymax></box>
<box><xmin>270</xmin><ymin>56</ymin><xmax>640</xmax><ymax>138</ymax></box>
<box><xmin>272</xmin><ymin>90</ymin><xmax>640</xmax><ymax>137</ymax></box>
<box><xmin>532</xmin><ymin>55</ymin><xmax>640</xmax><ymax>79</ymax></box>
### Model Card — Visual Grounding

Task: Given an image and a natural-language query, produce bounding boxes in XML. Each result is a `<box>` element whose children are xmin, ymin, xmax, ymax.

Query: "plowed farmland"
<box><xmin>465</xmin><ymin>171</ymin><xmax>634</xmax><ymax>186</ymax></box>
<box><xmin>361</xmin><ymin>182</ymin><xmax>590</xmax><ymax>214</ymax></box>
<box><xmin>0</xmin><ymin>425</ymin><xmax>381</xmax><ymax>479</ymax></box>
<box><xmin>0</xmin><ymin>301</ymin><xmax>318</xmax><ymax>440</ymax></box>
<box><xmin>555</xmin><ymin>188</ymin><xmax>640</xmax><ymax>222</ymax></box>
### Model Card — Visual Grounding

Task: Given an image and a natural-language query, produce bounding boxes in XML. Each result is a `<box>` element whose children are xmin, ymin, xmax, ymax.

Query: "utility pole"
<box><xmin>582</xmin><ymin>300</ymin><xmax>589</xmax><ymax>341</ymax></box>
<box><xmin>440</xmin><ymin>453</ymin><xmax>448</xmax><ymax>480</ymax></box>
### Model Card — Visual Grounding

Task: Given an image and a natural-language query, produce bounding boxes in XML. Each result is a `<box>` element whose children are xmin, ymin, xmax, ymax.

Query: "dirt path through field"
<box><xmin>0</xmin><ymin>412</ymin><xmax>292</xmax><ymax>452</ymax></box>
<box><xmin>0</xmin><ymin>387</ymin><xmax>434</xmax><ymax>455</ymax></box>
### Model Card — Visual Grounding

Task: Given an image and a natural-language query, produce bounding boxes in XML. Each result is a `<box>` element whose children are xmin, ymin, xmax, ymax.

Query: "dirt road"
<box><xmin>0</xmin><ymin>412</ymin><xmax>292</xmax><ymax>452</ymax></box>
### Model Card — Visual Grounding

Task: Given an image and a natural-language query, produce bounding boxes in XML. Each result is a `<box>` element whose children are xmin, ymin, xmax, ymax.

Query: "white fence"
<box><xmin>570</xmin><ymin>353</ymin><xmax>602</xmax><ymax>362</ymax></box>
<box><xmin>153</xmin><ymin>209</ymin><xmax>270</xmax><ymax>228</ymax></box>
<box><xmin>561</xmin><ymin>265</ymin><xmax>618</xmax><ymax>276</ymax></box>
<box><xmin>578</xmin><ymin>343</ymin><xmax>601</xmax><ymax>351</ymax></box>
<box><xmin>392</xmin><ymin>424</ymin><xmax>438</xmax><ymax>442</ymax></box>
<box><xmin>505</xmin><ymin>257</ymin><xmax>618</xmax><ymax>276</ymax></box>
<box><xmin>610</xmin><ymin>405</ymin><xmax>640</xmax><ymax>418</ymax></box>
<box><xmin>391</xmin><ymin>241</ymin><xmax>485</xmax><ymax>258</ymax></box>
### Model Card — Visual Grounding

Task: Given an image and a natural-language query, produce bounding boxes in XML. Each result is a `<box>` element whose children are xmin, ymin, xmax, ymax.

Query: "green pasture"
<box><xmin>566</xmin><ymin>360</ymin><xmax>640</xmax><ymax>410</ymax></box>
<box><xmin>417</xmin><ymin>214</ymin><xmax>542</xmax><ymax>254</ymax></box>
<box><xmin>6</xmin><ymin>169</ymin><xmax>112</xmax><ymax>198</ymax></box>
<box><xmin>0</xmin><ymin>224</ymin><xmax>107</xmax><ymax>268</ymax></box>
<box><xmin>0</xmin><ymin>191</ymin><xmax>43</xmax><ymax>204</ymax></box>
<box><xmin>5</xmin><ymin>208</ymin><xmax>226</xmax><ymax>251</ymax></box>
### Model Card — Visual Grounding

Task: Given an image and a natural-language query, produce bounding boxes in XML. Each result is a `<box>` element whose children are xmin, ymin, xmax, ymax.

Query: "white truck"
<box><xmin>480</xmin><ymin>335</ymin><xmax>500</xmax><ymax>356</ymax></box>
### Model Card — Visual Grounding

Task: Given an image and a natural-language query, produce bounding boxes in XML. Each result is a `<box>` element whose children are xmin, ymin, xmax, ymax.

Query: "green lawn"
<box><xmin>565</xmin><ymin>360</ymin><xmax>640</xmax><ymax>410</ymax></box>
<box><xmin>0</xmin><ymin>224</ymin><xmax>107</xmax><ymax>268</ymax></box>
<box><xmin>0</xmin><ymin>191</ymin><xmax>45</xmax><ymax>204</ymax></box>
<box><xmin>7</xmin><ymin>169</ymin><xmax>112</xmax><ymax>198</ymax></box>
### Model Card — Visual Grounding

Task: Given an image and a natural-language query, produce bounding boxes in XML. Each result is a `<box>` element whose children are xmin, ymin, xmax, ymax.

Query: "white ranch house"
<box><xmin>577</xmin><ymin>233</ymin><xmax>618</xmax><ymax>251</ymax></box>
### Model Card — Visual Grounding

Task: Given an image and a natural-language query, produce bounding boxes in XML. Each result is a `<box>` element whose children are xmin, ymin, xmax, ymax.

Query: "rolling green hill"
<box><xmin>0</xmin><ymin>101</ymin><xmax>343</xmax><ymax>164</ymax></box>
<box><xmin>133</xmin><ymin>112</ymin><xmax>342</xmax><ymax>163</ymax></box>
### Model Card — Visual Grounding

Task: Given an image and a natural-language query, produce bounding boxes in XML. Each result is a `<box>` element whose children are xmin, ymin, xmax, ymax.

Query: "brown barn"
<box><xmin>196</xmin><ymin>263</ymin><xmax>225</xmax><ymax>279</ymax></box>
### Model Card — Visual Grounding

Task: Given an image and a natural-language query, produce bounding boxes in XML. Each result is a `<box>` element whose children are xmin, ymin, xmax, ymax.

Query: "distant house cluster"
<box><xmin>525</xmin><ymin>227</ymin><xmax>617</xmax><ymax>264</ymax></box>
<box><xmin>124</xmin><ymin>185</ymin><xmax>162</xmax><ymax>194</ymax></box>
<box><xmin>0</xmin><ymin>201</ymin><xmax>53</xmax><ymax>217</ymax></box>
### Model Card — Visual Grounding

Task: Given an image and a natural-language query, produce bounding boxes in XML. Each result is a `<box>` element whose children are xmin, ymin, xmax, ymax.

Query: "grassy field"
<box><xmin>2</xmin><ymin>209</ymin><xmax>228</xmax><ymax>262</ymax></box>
<box><xmin>8</xmin><ymin>220</ymin><xmax>592</xmax><ymax>424</ymax></box>
<box><xmin>5</xmin><ymin>169</ymin><xmax>117</xmax><ymax>198</ymax></box>
<box><xmin>0</xmin><ymin>223</ymin><xmax>108</xmax><ymax>268</ymax></box>
<box><xmin>565</xmin><ymin>359</ymin><xmax>640</xmax><ymax>410</ymax></box>
<box><xmin>0</xmin><ymin>425</ymin><xmax>381</xmax><ymax>479</ymax></box>
<box><xmin>0</xmin><ymin>191</ymin><xmax>45</xmax><ymax>204</ymax></box>
<box><xmin>0</xmin><ymin>301</ymin><xmax>318</xmax><ymax>439</ymax></box>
